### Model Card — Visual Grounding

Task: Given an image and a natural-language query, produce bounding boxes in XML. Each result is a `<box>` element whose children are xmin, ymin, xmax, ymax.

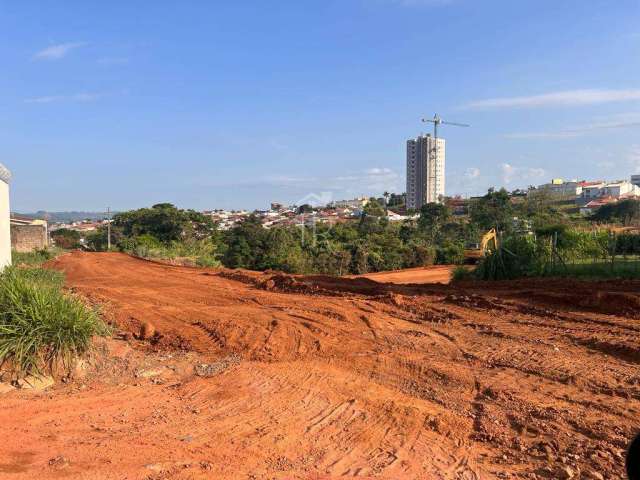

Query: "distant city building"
<box><xmin>406</xmin><ymin>134</ymin><xmax>445</xmax><ymax>210</ymax></box>
<box><xmin>631</xmin><ymin>174</ymin><xmax>640</xmax><ymax>188</ymax></box>
<box><xmin>328</xmin><ymin>197</ymin><xmax>369</xmax><ymax>209</ymax></box>
<box><xmin>579</xmin><ymin>180</ymin><xmax>639</xmax><ymax>204</ymax></box>
<box><xmin>529</xmin><ymin>179</ymin><xmax>583</xmax><ymax>198</ymax></box>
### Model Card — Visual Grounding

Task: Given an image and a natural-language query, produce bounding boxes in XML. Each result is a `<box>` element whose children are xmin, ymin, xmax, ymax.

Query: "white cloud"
<box><xmin>34</xmin><ymin>42</ymin><xmax>86</xmax><ymax>61</ymax></box>
<box><xmin>24</xmin><ymin>95</ymin><xmax>63</xmax><ymax>104</ymax></box>
<box><xmin>72</xmin><ymin>92</ymin><xmax>102</xmax><ymax>102</ymax></box>
<box><xmin>501</xmin><ymin>164</ymin><xmax>516</xmax><ymax>183</ymax></box>
<box><xmin>501</xmin><ymin>163</ymin><xmax>545</xmax><ymax>185</ymax></box>
<box><xmin>25</xmin><ymin>92</ymin><xmax>103</xmax><ymax>104</ymax></box>
<box><xmin>505</xmin><ymin>112</ymin><xmax>640</xmax><ymax>139</ymax></box>
<box><xmin>334</xmin><ymin>167</ymin><xmax>400</xmax><ymax>191</ymax></box>
<box><xmin>204</xmin><ymin>167</ymin><xmax>402</xmax><ymax>196</ymax></box>
<box><xmin>463</xmin><ymin>89</ymin><xmax>640</xmax><ymax>110</ymax></box>
<box><xmin>464</xmin><ymin>167</ymin><xmax>480</xmax><ymax>179</ymax></box>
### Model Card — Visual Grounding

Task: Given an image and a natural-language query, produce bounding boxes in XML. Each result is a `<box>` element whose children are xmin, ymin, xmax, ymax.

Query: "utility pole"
<box><xmin>107</xmin><ymin>207</ymin><xmax>111</xmax><ymax>251</ymax></box>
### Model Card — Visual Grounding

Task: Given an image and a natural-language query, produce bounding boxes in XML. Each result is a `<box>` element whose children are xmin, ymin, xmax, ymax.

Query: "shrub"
<box><xmin>451</xmin><ymin>265</ymin><xmax>473</xmax><ymax>281</ymax></box>
<box><xmin>475</xmin><ymin>235</ymin><xmax>541</xmax><ymax>280</ymax></box>
<box><xmin>120</xmin><ymin>234</ymin><xmax>222</xmax><ymax>268</ymax></box>
<box><xmin>51</xmin><ymin>228</ymin><xmax>81</xmax><ymax>249</ymax></box>
<box><xmin>436</xmin><ymin>241</ymin><xmax>465</xmax><ymax>265</ymax></box>
<box><xmin>0</xmin><ymin>267</ymin><xmax>109</xmax><ymax>377</ymax></box>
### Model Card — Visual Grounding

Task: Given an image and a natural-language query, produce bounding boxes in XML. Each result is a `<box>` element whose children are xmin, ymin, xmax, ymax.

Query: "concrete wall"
<box><xmin>0</xmin><ymin>175</ymin><xmax>10</xmax><ymax>268</ymax></box>
<box><xmin>11</xmin><ymin>224</ymin><xmax>48</xmax><ymax>253</ymax></box>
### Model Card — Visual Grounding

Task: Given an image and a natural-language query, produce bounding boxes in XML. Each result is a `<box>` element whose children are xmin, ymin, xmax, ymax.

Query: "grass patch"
<box><xmin>12</xmin><ymin>248</ymin><xmax>57</xmax><ymax>267</ymax></box>
<box><xmin>0</xmin><ymin>266</ymin><xmax>109</xmax><ymax>377</ymax></box>
<box><xmin>546</xmin><ymin>259</ymin><xmax>640</xmax><ymax>279</ymax></box>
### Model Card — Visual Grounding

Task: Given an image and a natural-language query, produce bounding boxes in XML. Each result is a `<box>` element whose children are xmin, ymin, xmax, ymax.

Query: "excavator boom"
<box><xmin>464</xmin><ymin>228</ymin><xmax>499</xmax><ymax>263</ymax></box>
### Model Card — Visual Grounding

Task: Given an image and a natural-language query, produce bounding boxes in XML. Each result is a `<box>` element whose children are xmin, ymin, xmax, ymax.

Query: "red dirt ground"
<box><xmin>353</xmin><ymin>265</ymin><xmax>455</xmax><ymax>284</ymax></box>
<box><xmin>1</xmin><ymin>252</ymin><xmax>639</xmax><ymax>479</ymax></box>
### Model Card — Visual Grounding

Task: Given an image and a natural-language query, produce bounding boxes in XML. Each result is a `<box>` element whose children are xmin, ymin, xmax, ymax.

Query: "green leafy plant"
<box><xmin>0</xmin><ymin>267</ymin><xmax>109</xmax><ymax>377</ymax></box>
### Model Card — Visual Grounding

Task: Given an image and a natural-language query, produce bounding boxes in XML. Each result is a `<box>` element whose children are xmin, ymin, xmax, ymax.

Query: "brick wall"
<box><xmin>10</xmin><ymin>225</ymin><xmax>48</xmax><ymax>252</ymax></box>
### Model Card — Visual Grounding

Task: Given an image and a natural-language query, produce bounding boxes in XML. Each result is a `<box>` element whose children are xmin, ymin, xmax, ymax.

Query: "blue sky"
<box><xmin>1</xmin><ymin>0</ymin><xmax>639</xmax><ymax>212</ymax></box>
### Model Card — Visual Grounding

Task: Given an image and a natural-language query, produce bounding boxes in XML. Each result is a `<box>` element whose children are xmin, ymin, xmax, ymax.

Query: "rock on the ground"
<box><xmin>556</xmin><ymin>465</ymin><xmax>575</xmax><ymax>479</ymax></box>
<box><xmin>139</xmin><ymin>322</ymin><xmax>157</xmax><ymax>340</ymax></box>
<box><xmin>48</xmin><ymin>456</ymin><xmax>69</xmax><ymax>469</ymax></box>
<box><xmin>137</xmin><ymin>367</ymin><xmax>165</xmax><ymax>378</ymax></box>
<box><xmin>15</xmin><ymin>375</ymin><xmax>55</xmax><ymax>391</ymax></box>
<box><xmin>0</xmin><ymin>382</ymin><xmax>16</xmax><ymax>394</ymax></box>
<box><xmin>583</xmin><ymin>470</ymin><xmax>604</xmax><ymax>480</ymax></box>
<box><xmin>194</xmin><ymin>353</ymin><xmax>241</xmax><ymax>378</ymax></box>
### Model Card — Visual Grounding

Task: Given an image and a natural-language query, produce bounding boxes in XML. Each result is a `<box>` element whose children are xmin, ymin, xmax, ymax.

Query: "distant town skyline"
<box><xmin>2</xmin><ymin>1</ymin><xmax>640</xmax><ymax>212</ymax></box>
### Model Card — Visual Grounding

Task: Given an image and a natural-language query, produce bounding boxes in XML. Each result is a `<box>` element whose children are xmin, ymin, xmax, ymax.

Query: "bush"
<box><xmin>51</xmin><ymin>228</ymin><xmax>81</xmax><ymax>249</ymax></box>
<box><xmin>120</xmin><ymin>234</ymin><xmax>222</xmax><ymax>268</ymax></box>
<box><xmin>436</xmin><ymin>241</ymin><xmax>465</xmax><ymax>265</ymax></box>
<box><xmin>0</xmin><ymin>267</ymin><xmax>109</xmax><ymax>377</ymax></box>
<box><xmin>591</xmin><ymin>199</ymin><xmax>640</xmax><ymax>224</ymax></box>
<box><xmin>475</xmin><ymin>235</ymin><xmax>541</xmax><ymax>280</ymax></box>
<box><xmin>451</xmin><ymin>265</ymin><xmax>473</xmax><ymax>281</ymax></box>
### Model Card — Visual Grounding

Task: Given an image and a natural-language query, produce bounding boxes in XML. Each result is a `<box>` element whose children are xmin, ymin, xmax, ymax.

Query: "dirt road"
<box><xmin>1</xmin><ymin>252</ymin><xmax>639</xmax><ymax>479</ymax></box>
<box><xmin>353</xmin><ymin>265</ymin><xmax>455</xmax><ymax>284</ymax></box>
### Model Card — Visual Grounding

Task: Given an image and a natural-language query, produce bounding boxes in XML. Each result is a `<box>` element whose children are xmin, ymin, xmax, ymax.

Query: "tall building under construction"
<box><xmin>406</xmin><ymin>134</ymin><xmax>445</xmax><ymax>210</ymax></box>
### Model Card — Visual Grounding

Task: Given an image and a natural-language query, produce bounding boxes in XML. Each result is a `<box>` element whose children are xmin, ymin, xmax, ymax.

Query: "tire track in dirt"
<box><xmin>8</xmin><ymin>251</ymin><xmax>634</xmax><ymax>480</ymax></box>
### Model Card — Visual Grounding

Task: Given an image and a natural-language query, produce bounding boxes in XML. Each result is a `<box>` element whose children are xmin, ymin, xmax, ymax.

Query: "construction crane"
<box><xmin>420</xmin><ymin>114</ymin><xmax>470</xmax><ymax>203</ymax></box>
<box><xmin>421</xmin><ymin>114</ymin><xmax>470</xmax><ymax>140</ymax></box>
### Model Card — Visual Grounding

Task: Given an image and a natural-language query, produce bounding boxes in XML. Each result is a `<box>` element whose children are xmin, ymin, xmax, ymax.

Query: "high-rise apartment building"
<box><xmin>406</xmin><ymin>134</ymin><xmax>445</xmax><ymax>210</ymax></box>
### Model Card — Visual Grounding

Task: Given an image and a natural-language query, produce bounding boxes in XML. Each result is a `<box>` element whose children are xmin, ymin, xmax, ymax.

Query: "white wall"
<box><xmin>0</xmin><ymin>175</ymin><xmax>10</xmax><ymax>269</ymax></box>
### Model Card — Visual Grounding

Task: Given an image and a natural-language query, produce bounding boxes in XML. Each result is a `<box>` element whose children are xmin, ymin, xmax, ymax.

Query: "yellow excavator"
<box><xmin>464</xmin><ymin>228</ymin><xmax>499</xmax><ymax>263</ymax></box>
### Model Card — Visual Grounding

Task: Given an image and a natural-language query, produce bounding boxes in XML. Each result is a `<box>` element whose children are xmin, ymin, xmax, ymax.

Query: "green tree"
<box><xmin>113</xmin><ymin>203</ymin><xmax>214</xmax><ymax>243</ymax></box>
<box><xmin>362</xmin><ymin>198</ymin><xmax>385</xmax><ymax>217</ymax></box>
<box><xmin>222</xmin><ymin>215</ymin><xmax>265</xmax><ymax>269</ymax></box>
<box><xmin>261</xmin><ymin>228</ymin><xmax>307</xmax><ymax>273</ymax></box>
<box><xmin>296</xmin><ymin>204</ymin><xmax>313</xmax><ymax>214</ymax></box>
<box><xmin>418</xmin><ymin>203</ymin><xmax>451</xmax><ymax>241</ymax></box>
<box><xmin>85</xmin><ymin>227</ymin><xmax>110</xmax><ymax>251</ymax></box>
<box><xmin>470</xmin><ymin>188</ymin><xmax>513</xmax><ymax>232</ymax></box>
<box><xmin>51</xmin><ymin>228</ymin><xmax>81</xmax><ymax>249</ymax></box>
<box><xmin>592</xmin><ymin>199</ymin><xmax>640</xmax><ymax>225</ymax></box>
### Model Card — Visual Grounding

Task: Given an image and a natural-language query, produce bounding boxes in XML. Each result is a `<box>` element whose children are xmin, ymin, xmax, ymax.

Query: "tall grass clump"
<box><xmin>12</xmin><ymin>248</ymin><xmax>56</xmax><ymax>266</ymax></box>
<box><xmin>0</xmin><ymin>266</ymin><xmax>108</xmax><ymax>377</ymax></box>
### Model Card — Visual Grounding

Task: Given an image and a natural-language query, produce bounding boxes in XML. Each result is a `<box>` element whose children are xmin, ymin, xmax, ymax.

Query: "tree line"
<box><xmin>66</xmin><ymin>193</ymin><xmax>640</xmax><ymax>276</ymax></box>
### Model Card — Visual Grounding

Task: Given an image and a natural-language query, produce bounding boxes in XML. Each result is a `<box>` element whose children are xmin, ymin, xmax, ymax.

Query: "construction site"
<box><xmin>1</xmin><ymin>251</ymin><xmax>638</xmax><ymax>479</ymax></box>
